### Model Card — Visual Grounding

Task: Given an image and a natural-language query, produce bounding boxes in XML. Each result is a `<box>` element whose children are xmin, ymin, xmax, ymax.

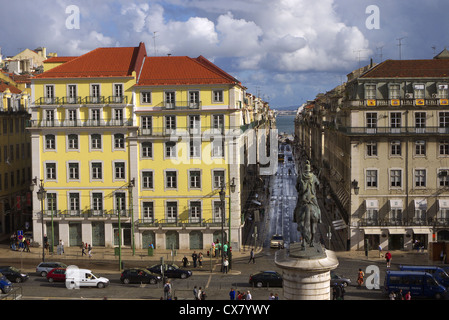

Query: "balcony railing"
<box><xmin>34</xmin><ymin>96</ymin><xmax>129</xmax><ymax>106</ymax></box>
<box><xmin>41</xmin><ymin>209</ymin><xmax>131</xmax><ymax>218</ymax></box>
<box><xmin>338</xmin><ymin>126</ymin><xmax>449</xmax><ymax>136</ymax></box>
<box><xmin>359</xmin><ymin>217</ymin><xmax>449</xmax><ymax>227</ymax></box>
<box><xmin>157</xmin><ymin>101</ymin><xmax>202</xmax><ymax>110</ymax></box>
<box><xmin>27</xmin><ymin>118</ymin><xmax>134</xmax><ymax>128</ymax></box>
<box><xmin>138</xmin><ymin>126</ymin><xmax>227</xmax><ymax>137</ymax></box>
<box><xmin>346</xmin><ymin>98</ymin><xmax>449</xmax><ymax>108</ymax></box>
<box><xmin>137</xmin><ymin>218</ymin><xmax>229</xmax><ymax>228</ymax></box>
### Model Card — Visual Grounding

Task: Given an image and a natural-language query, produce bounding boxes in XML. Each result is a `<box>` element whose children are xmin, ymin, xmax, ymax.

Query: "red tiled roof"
<box><xmin>137</xmin><ymin>56</ymin><xmax>241</xmax><ymax>86</ymax></box>
<box><xmin>35</xmin><ymin>43</ymin><xmax>147</xmax><ymax>79</ymax></box>
<box><xmin>0</xmin><ymin>81</ymin><xmax>22</xmax><ymax>94</ymax></box>
<box><xmin>361</xmin><ymin>59</ymin><xmax>449</xmax><ymax>78</ymax></box>
<box><xmin>43</xmin><ymin>56</ymin><xmax>78</xmax><ymax>63</ymax></box>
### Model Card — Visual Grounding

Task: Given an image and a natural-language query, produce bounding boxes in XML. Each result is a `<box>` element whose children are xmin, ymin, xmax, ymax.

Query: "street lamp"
<box><xmin>128</xmin><ymin>178</ymin><xmax>135</xmax><ymax>256</ymax></box>
<box><xmin>219</xmin><ymin>184</ymin><xmax>226</xmax><ymax>271</ymax></box>
<box><xmin>31</xmin><ymin>178</ymin><xmax>46</xmax><ymax>262</ymax></box>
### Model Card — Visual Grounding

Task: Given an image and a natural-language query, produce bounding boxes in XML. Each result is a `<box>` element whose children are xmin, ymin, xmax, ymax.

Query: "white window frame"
<box><xmin>67</xmin><ymin>161</ymin><xmax>80</xmax><ymax>182</ymax></box>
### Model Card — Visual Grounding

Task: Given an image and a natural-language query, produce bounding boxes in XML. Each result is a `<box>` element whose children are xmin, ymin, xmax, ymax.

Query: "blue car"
<box><xmin>0</xmin><ymin>272</ymin><xmax>12</xmax><ymax>294</ymax></box>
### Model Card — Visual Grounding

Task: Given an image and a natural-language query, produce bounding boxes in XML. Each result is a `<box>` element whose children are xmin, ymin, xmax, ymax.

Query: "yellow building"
<box><xmin>29</xmin><ymin>43</ymin><xmax>274</xmax><ymax>250</ymax></box>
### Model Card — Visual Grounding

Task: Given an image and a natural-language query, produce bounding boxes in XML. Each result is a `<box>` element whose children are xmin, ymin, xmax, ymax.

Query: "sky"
<box><xmin>2</xmin><ymin>0</ymin><xmax>449</xmax><ymax>109</ymax></box>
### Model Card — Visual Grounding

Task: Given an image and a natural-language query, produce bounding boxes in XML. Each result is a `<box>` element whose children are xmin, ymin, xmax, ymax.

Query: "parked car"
<box><xmin>384</xmin><ymin>270</ymin><xmax>446</xmax><ymax>299</ymax></box>
<box><xmin>270</xmin><ymin>235</ymin><xmax>285</xmax><ymax>249</ymax></box>
<box><xmin>66</xmin><ymin>267</ymin><xmax>109</xmax><ymax>289</ymax></box>
<box><xmin>120</xmin><ymin>268</ymin><xmax>161</xmax><ymax>284</ymax></box>
<box><xmin>46</xmin><ymin>268</ymin><xmax>66</xmax><ymax>283</ymax></box>
<box><xmin>330</xmin><ymin>271</ymin><xmax>351</xmax><ymax>287</ymax></box>
<box><xmin>249</xmin><ymin>271</ymin><xmax>283</xmax><ymax>288</ymax></box>
<box><xmin>0</xmin><ymin>266</ymin><xmax>29</xmax><ymax>283</ymax></box>
<box><xmin>0</xmin><ymin>273</ymin><xmax>12</xmax><ymax>294</ymax></box>
<box><xmin>36</xmin><ymin>262</ymin><xmax>67</xmax><ymax>277</ymax></box>
<box><xmin>147</xmin><ymin>264</ymin><xmax>192</xmax><ymax>279</ymax></box>
<box><xmin>399</xmin><ymin>265</ymin><xmax>449</xmax><ymax>287</ymax></box>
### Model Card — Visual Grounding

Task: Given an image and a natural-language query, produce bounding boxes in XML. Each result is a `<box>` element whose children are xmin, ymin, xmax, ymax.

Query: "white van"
<box><xmin>65</xmin><ymin>265</ymin><xmax>109</xmax><ymax>289</ymax></box>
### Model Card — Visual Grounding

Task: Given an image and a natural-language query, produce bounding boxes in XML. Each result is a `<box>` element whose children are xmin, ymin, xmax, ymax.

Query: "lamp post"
<box><xmin>128</xmin><ymin>178</ymin><xmax>135</xmax><ymax>256</ymax></box>
<box><xmin>117</xmin><ymin>191</ymin><xmax>122</xmax><ymax>271</ymax></box>
<box><xmin>219</xmin><ymin>184</ymin><xmax>226</xmax><ymax>271</ymax></box>
<box><xmin>31</xmin><ymin>178</ymin><xmax>46</xmax><ymax>262</ymax></box>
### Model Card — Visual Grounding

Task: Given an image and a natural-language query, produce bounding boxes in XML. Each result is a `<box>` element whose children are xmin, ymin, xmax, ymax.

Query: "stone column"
<box><xmin>275</xmin><ymin>243</ymin><xmax>339</xmax><ymax>300</ymax></box>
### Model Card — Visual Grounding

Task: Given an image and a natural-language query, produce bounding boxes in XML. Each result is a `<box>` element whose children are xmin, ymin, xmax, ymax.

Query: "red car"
<box><xmin>46</xmin><ymin>268</ymin><xmax>66</xmax><ymax>283</ymax></box>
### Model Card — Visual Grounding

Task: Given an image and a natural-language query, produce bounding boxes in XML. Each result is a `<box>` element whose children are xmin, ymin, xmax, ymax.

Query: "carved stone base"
<box><xmin>275</xmin><ymin>243</ymin><xmax>339</xmax><ymax>300</ymax></box>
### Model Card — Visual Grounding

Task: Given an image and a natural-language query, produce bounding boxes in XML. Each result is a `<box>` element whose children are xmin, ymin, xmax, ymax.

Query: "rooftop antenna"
<box><xmin>432</xmin><ymin>45</ymin><xmax>437</xmax><ymax>56</ymax></box>
<box><xmin>376</xmin><ymin>45</ymin><xmax>384</xmax><ymax>62</ymax></box>
<box><xmin>353</xmin><ymin>49</ymin><xmax>368</xmax><ymax>69</ymax></box>
<box><xmin>397</xmin><ymin>37</ymin><xmax>406</xmax><ymax>60</ymax></box>
<box><xmin>152</xmin><ymin>31</ymin><xmax>158</xmax><ymax>56</ymax></box>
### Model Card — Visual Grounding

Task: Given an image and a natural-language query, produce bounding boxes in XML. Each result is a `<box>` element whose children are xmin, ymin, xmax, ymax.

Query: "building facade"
<box><xmin>29</xmin><ymin>43</ymin><xmax>274</xmax><ymax>250</ymax></box>
<box><xmin>296</xmin><ymin>53</ymin><xmax>449</xmax><ymax>251</ymax></box>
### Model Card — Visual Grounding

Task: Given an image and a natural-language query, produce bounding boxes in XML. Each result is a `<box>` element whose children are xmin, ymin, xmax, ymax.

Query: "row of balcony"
<box><xmin>137</xmin><ymin>218</ymin><xmax>229</xmax><ymax>228</ymax></box>
<box><xmin>359</xmin><ymin>217</ymin><xmax>449</xmax><ymax>227</ymax></box>
<box><xmin>34</xmin><ymin>96</ymin><xmax>129</xmax><ymax>106</ymax></box>
<box><xmin>346</xmin><ymin>98</ymin><xmax>449</xmax><ymax>108</ymax></box>
<box><xmin>27</xmin><ymin>119</ymin><xmax>133</xmax><ymax>128</ymax></box>
<box><xmin>337</xmin><ymin>126</ymin><xmax>449</xmax><ymax>135</ymax></box>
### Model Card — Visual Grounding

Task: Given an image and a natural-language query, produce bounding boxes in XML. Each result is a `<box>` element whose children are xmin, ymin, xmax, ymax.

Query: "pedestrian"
<box><xmin>229</xmin><ymin>287</ymin><xmax>236</xmax><ymax>300</ymax></box>
<box><xmin>192</xmin><ymin>251</ymin><xmax>198</xmax><ymax>268</ymax></box>
<box><xmin>248</xmin><ymin>248</ymin><xmax>255</xmax><ymax>264</ymax></box>
<box><xmin>357</xmin><ymin>268</ymin><xmax>364</xmax><ymax>287</ymax></box>
<box><xmin>197</xmin><ymin>287</ymin><xmax>202</xmax><ymax>300</ymax></box>
<box><xmin>385</xmin><ymin>251</ymin><xmax>392</xmax><ymax>268</ymax></box>
<box><xmin>201</xmin><ymin>290</ymin><xmax>207</xmax><ymax>300</ymax></box>
<box><xmin>405</xmin><ymin>291</ymin><xmax>411</xmax><ymax>300</ymax></box>
<box><xmin>223</xmin><ymin>258</ymin><xmax>229</xmax><ymax>273</ymax></box>
<box><xmin>274</xmin><ymin>293</ymin><xmax>279</xmax><ymax>300</ymax></box>
<box><xmin>237</xmin><ymin>291</ymin><xmax>243</xmax><ymax>300</ymax></box>
<box><xmin>60</xmin><ymin>239</ymin><xmax>64</xmax><ymax>254</ymax></box>
<box><xmin>397</xmin><ymin>289</ymin><xmax>404</xmax><ymax>300</ymax></box>
<box><xmin>389</xmin><ymin>291</ymin><xmax>396</xmax><ymax>300</ymax></box>
<box><xmin>193</xmin><ymin>286</ymin><xmax>199</xmax><ymax>300</ymax></box>
<box><xmin>25</xmin><ymin>238</ymin><xmax>31</xmax><ymax>252</ymax></box>
<box><xmin>223</xmin><ymin>242</ymin><xmax>228</xmax><ymax>258</ymax></box>
<box><xmin>164</xmin><ymin>280</ymin><xmax>172</xmax><ymax>300</ymax></box>
<box><xmin>246</xmin><ymin>290</ymin><xmax>252</xmax><ymax>300</ymax></box>
<box><xmin>198</xmin><ymin>252</ymin><xmax>203</xmax><ymax>268</ymax></box>
<box><xmin>182</xmin><ymin>256</ymin><xmax>188</xmax><ymax>268</ymax></box>
<box><xmin>340</xmin><ymin>284</ymin><xmax>346</xmax><ymax>300</ymax></box>
<box><xmin>378</xmin><ymin>244</ymin><xmax>382</xmax><ymax>258</ymax></box>
<box><xmin>211</xmin><ymin>242</ymin><xmax>216</xmax><ymax>257</ymax></box>
<box><xmin>269</xmin><ymin>293</ymin><xmax>275</xmax><ymax>300</ymax></box>
<box><xmin>332</xmin><ymin>283</ymin><xmax>340</xmax><ymax>300</ymax></box>
<box><xmin>81</xmin><ymin>245</ymin><xmax>86</xmax><ymax>256</ymax></box>
<box><xmin>88</xmin><ymin>244</ymin><xmax>92</xmax><ymax>258</ymax></box>
<box><xmin>216</xmin><ymin>240</ymin><xmax>221</xmax><ymax>257</ymax></box>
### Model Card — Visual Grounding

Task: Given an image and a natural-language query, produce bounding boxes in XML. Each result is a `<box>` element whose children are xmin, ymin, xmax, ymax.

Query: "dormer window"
<box><xmin>389</xmin><ymin>84</ymin><xmax>400</xmax><ymax>99</ymax></box>
<box><xmin>438</xmin><ymin>84</ymin><xmax>448</xmax><ymax>99</ymax></box>
<box><xmin>365</xmin><ymin>84</ymin><xmax>376</xmax><ymax>100</ymax></box>
<box><xmin>414</xmin><ymin>84</ymin><xmax>425</xmax><ymax>99</ymax></box>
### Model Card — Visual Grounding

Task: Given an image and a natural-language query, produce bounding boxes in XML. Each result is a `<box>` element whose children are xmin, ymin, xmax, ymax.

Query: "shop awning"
<box><xmin>411</xmin><ymin>228</ymin><xmax>433</xmax><ymax>234</ymax></box>
<box><xmin>389</xmin><ymin>199</ymin><xmax>403</xmax><ymax>209</ymax></box>
<box><xmin>363</xmin><ymin>228</ymin><xmax>382</xmax><ymax>234</ymax></box>
<box><xmin>414</xmin><ymin>199</ymin><xmax>427</xmax><ymax>210</ymax></box>
<box><xmin>388</xmin><ymin>228</ymin><xmax>406</xmax><ymax>234</ymax></box>
<box><xmin>438</xmin><ymin>199</ymin><xmax>449</xmax><ymax>209</ymax></box>
<box><xmin>365</xmin><ymin>199</ymin><xmax>379</xmax><ymax>209</ymax></box>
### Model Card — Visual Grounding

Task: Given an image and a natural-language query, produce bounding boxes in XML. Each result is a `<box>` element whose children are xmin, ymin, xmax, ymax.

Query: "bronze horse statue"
<box><xmin>293</xmin><ymin>161</ymin><xmax>322</xmax><ymax>249</ymax></box>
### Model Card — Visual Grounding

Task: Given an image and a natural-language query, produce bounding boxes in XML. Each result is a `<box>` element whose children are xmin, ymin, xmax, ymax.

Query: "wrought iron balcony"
<box><xmin>137</xmin><ymin>218</ymin><xmax>229</xmax><ymax>228</ymax></box>
<box><xmin>338</xmin><ymin>126</ymin><xmax>449</xmax><ymax>136</ymax></box>
<box><xmin>27</xmin><ymin>118</ymin><xmax>134</xmax><ymax>128</ymax></box>
<box><xmin>34</xmin><ymin>95</ymin><xmax>129</xmax><ymax>106</ymax></box>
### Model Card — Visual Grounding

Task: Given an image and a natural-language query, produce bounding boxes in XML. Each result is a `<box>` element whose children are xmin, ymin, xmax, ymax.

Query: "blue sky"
<box><xmin>2</xmin><ymin>0</ymin><xmax>449</xmax><ymax>108</ymax></box>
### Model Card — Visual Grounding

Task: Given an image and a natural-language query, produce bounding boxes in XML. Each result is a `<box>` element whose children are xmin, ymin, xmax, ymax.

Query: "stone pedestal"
<box><xmin>275</xmin><ymin>243</ymin><xmax>339</xmax><ymax>300</ymax></box>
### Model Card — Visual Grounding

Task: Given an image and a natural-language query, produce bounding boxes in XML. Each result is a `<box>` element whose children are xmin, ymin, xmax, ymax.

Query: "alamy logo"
<box><xmin>365</xmin><ymin>265</ymin><xmax>380</xmax><ymax>290</ymax></box>
<box><xmin>66</xmin><ymin>5</ymin><xmax>80</xmax><ymax>30</ymax></box>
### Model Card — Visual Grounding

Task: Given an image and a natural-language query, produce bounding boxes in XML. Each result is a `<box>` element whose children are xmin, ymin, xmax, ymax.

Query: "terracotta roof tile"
<box><xmin>361</xmin><ymin>59</ymin><xmax>449</xmax><ymax>78</ymax></box>
<box><xmin>0</xmin><ymin>81</ymin><xmax>22</xmax><ymax>94</ymax></box>
<box><xmin>137</xmin><ymin>56</ymin><xmax>240</xmax><ymax>86</ymax></box>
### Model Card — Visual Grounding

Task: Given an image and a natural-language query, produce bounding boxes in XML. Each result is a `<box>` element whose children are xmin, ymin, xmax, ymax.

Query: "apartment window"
<box><xmin>213</xmin><ymin>90</ymin><xmax>224</xmax><ymax>103</ymax></box>
<box><xmin>440</xmin><ymin>141</ymin><xmax>449</xmax><ymax>156</ymax></box>
<box><xmin>47</xmin><ymin>193</ymin><xmax>57</xmax><ymax>213</ymax></box>
<box><xmin>189</xmin><ymin>91</ymin><xmax>200</xmax><ymax>108</ymax></box>
<box><xmin>366</xmin><ymin>113</ymin><xmax>377</xmax><ymax>133</ymax></box>
<box><xmin>366</xmin><ymin>142</ymin><xmax>378</xmax><ymax>157</ymax></box>
<box><xmin>67</xmin><ymin>85</ymin><xmax>77</xmax><ymax>103</ymax></box>
<box><xmin>365</xmin><ymin>84</ymin><xmax>376</xmax><ymax>100</ymax></box>
<box><xmin>91</xmin><ymin>162</ymin><xmax>102</xmax><ymax>180</ymax></box>
<box><xmin>69</xmin><ymin>193</ymin><xmax>80</xmax><ymax>213</ymax></box>
<box><xmin>142</xmin><ymin>202</ymin><xmax>154</xmax><ymax>222</ymax></box>
<box><xmin>415</xmin><ymin>112</ymin><xmax>426</xmax><ymax>132</ymax></box>
<box><xmin>213</xmin><ymin>170</ymin><xmax>225</xmax><ymax>189</ymax></box>
<box><xmin>390</xmin><ymin>112</ymin><xmax>402</xmax><ymax>132</ymax></box>
<box><xmin>390</xmin><ymin>140</ymin><xmax>402</xmax><ymax>156</ymax></box>
<box><xmin>114</xmin><ymin>162</ymin><xmax>125</xmax><ymax>180</ymax></box>
<box><xmin>438</xmin><ymin>169</ymin><xmax>449</xmax><ymax>187</ymax></box>
<box><xmin>68</xmin><ymin>134</ymin><xmax>78</xmax><ymax>150</ymax></box>
<box><xmin>190</xmin><ymin>140</ymin><xmax>201</xmax><ymax>158</ymax></box>
<box><xmin>415</xmin><ymin>169</ymin><xmax>426</xmax><ymax>187</ymax></box>
<box><xmin>114</xmin><ymin>108</ymin><xmax>124</xmax><ymax>121</ymax></box>
<box><xmin>414</xmin><ymin>84</ymin><xmax>425</xmax><ymax>99</ymax></box>
<box><xmin>438</xmin><ymin>84</ymin><xmax>449</xmax><ymax>98</ymax></box>
<box><xmin>141</xmin><ymin>116</ymin><xmax>152</xmax><ymax>135</ymax></box>
<box><xmin>166</xmin><ymin>202</ymin><xmax>177</xmax><ymax>223</ymax></box>
<box><xmin>46</xmin><ymin>163</ymin><xmax>56</xmax><ymax>180</ymax></box>
<box><xmin>213</xmin><ymin>115</ymin><xmax>224</xmax><ymax>131</ymax></box>
<box><xmin>189</xmin><ymin>115</ymin><xmax>201</xmax><ymax>134</ymax></box>
<box><xmin>165</xmin><ymin>91</ymin><xmax>176</xmax><ymax>108</ymax></box>
<box><xmin>366</xmin><ymin>170</ymin><xmax>378</xmax><ymax>188</ymax></box>
<box><xmin>142</xmin><ymin>171</ymin><xmax>154</xmax><ymax>189</ymax></box>
<box><xmin>114</xmin><ymin>84</ymin><xmax>124</xmax><ymax>98</ymax></box>
<box><xmin>68</xmin><ymin>163</ymin><xmax>79</xmax><ymax>180</ymax></box>
<box><xmin>390</xmin><ymin>170</ymin><xmax>402</xmax><ymax>188</ymax></box>
<box><xmin>190</xmin><ymin>201</ymin><xmax>201</xmax><ymax>223</ymax></box>
<box><xmin>114</xmin><ymin>133</ymin><xmax>125</xmax><ymax>149</ymax></box>
<box><xmin>91</xmin><ymin>109</ymin><xmax>101</xmax><ymax>121</ymax></box>
<box><xmin>389</xmin><ymin>84</ymin><xmax>401</xmax><ymax>99</ymax></box>
<box><xmin>390</xmin><ymin>208</ymin><xmax>403</xmax><ymax>225</ymax></box>
<box><xmin>91</xmin><ymin>134</ymin><xmax>102</xmax><ymax>150</ymax></box>
<box><xmin>165</xmin><ymin>142</ymin><xmax>176</xmax><ymax>158</ymax></box>
<box><xmin>45</xmin><ymin>85</ymin><xmax>54</xmax><ymax>99</ymax></box>
<box><xmin>92</xmin><ymin>193</ymin><xmax>103</xmax><ymax>212</ymax></box>
<box><xmin>190</xmin><ymin>171</ymin><xmax>201</xmax><ymax>189</ymax></box>
<box><xmin>45</xmin><ymin>110</ymin><xmax>55</xmax><ymax>124</ymax></box>
<box><xmin>91</xmin><ymin>84</ymin><xmax>100</xmax><ymax>97</ymax></box>
<box><xmin>213</xmin><ymin>201</ymin><xmax>223</xmax><ymax>222</ymax></box>
<box><xmin>141</xmin><ymin>92</ymin><xmax>151</xmax><ymax>104</ymax></box>
<box><xmin>439</xmin><ymin>112</ymin><xmax>449</xmax><ymax>132</ymax></box>
<box><xmin>68</xmin><ymin>109</ymin><xmax>77</xmax><ymax>122</ymax></box>
<box><xmin>165</xmin><ymin>171</ymin><xmax>177</xmax><ymax>189</ymax></box>
<box><xmin>142</xmin><ymin>142</ymin><xmax>153</xmax><ymax>158</ymax></box>
<box><xmin>212</xmin><ymin>139</ymin><xmax>224</xmax><ymax>157</ymax></box>
<box><xmin>45</xmin><ymin>134</ymin><xmax>56</xmax><ymax>150</ymax></box>
<box><xmin>415</xmin><ymin>140</ymin><xmax>426</xmax><ymax>156</ymax></box>
<box><xmin>165</xmin><ymin>115</ymin><xmax>176</xmax><ymax>133</ymax></box>
<box><xmin>115</xmin><ymin>192</ymin><xmax>126</xmax><ymax>213</ymax></box>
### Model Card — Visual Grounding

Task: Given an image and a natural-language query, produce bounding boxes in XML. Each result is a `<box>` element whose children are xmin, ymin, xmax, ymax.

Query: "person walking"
<box><xmin>248</xmin><ymin>248</ymin><xmax>255</xmax><ymax>264</ymax></box>
<box><xmin>223</xmin><ymin>258</ymin><xmax>229</xmax><ymax>274</ymax></box>
<box><xmin>378</xmin><ymin>244</ymin><xmax>382</xmax><ymax>258</ymax></box>
<box><xmin>223</xmin><ymin>242</ymin><xmax>228</xmax><ymax>258</ymax></box>
<box><xmin>405</xmin><ymin>291</ymin><xmax>411</xmax><ymax>300</ymax></box>
<box><xmin>192</xmin><ymin>251</ymin><xmax>198</xmax><ymax>268</ymax></box>
<box><xmin>81</xmin><ymin>243</ymin><xmax>86</xmax><ymax>256</ymax></box>
<box><xmin>197</xmin><ymin>287</ymin><xmax>202</xmax><ymax>300</ymax></box>
<box><xmin>182</xmin><ymin>256</ymin><xmax>188</xmax><ymax>268</ymax></box>
<box><xmin>88</xmin><ymin>244</ymin><xmax>92</xmax><ymax>258</ymax></box>
<box><xmin>198</xmin><ymin>252</ymin><xmax>203</xmax><ymax>268</ymax></box>
<box><xmin>60</xmin><ymin>239</ymin><xmax>65</xmax><ymax>254</ymax></box>
<box><xmin>164</xmin><ymin>280</ymin><xmax>172</xmax><ymax>300</ymax></box>
<box><xmin>332</xmin><ymin>283</ymin><xmax>340</xmax><ymax>300</ymax></box>
<box><xmin>246</xmin><ymin>290</ymin><xmax>252</xmax><ymax>300</ymax></box>
<box><xmin>229</xmin><ymin>287</ymin><xmax>236</xmax><ymax>300</ymax></box>
<box><xmin>385</xmin><ymin>251</ymin><xmax>392</xmax><ymax>268</ymax></box>
<box><xmin>357</xmin><ymin>268</ymin><xmax>365</xmax><ymax>287</ymax></box>
<box><xmin>193</xmin><ymin>286</ymin><xmax>199</xmax><ymax>300</ymax></box>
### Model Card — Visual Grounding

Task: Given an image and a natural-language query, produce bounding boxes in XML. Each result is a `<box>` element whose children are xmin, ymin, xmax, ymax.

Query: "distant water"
<box><xmin>275</xmin><ymin>114</ymin><xmax>296</xmax><ymax>136</ymax></box>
